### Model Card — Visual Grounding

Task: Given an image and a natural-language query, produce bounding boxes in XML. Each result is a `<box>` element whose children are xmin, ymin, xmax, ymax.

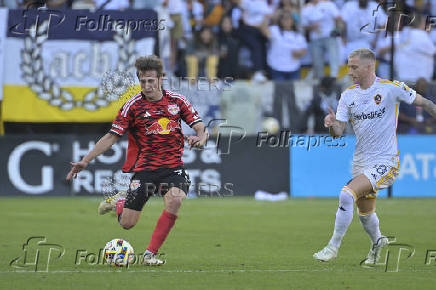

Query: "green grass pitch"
<box><xmin>1</xmin><ymin>197</ymin><xmax>435</xmax><ymax>289</ymax></box>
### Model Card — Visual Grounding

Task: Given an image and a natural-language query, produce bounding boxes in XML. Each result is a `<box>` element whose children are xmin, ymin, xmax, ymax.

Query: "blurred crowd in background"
<box><xmin>1</xmin><ymin>0</ymin><xmax>436</xmax><ymax>134</ymax></box>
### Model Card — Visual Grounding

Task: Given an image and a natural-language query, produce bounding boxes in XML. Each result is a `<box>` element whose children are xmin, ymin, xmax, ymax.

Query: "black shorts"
<box><xmin>124</xmin><ymin>167</ymin><xmax>191</xmax><ymax>211</ymax></box>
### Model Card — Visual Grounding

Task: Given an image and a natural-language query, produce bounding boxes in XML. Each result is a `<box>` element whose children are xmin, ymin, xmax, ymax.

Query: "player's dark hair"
<box><xmin>135</xmin><ymin>55</ymin><xmax>164</xmax><ymax>79</ymax></box>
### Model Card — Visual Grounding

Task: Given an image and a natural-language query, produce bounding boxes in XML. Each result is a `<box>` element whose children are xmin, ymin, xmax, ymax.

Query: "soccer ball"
<box><xmin>103</xmin><ymin>239</ymin><xmax>134</xmax><ymax>267</ymax></box>
<box><xmin>262</xmin><ymin>117</ymin><xmax>280</xmax><ymax>134</ymax></box>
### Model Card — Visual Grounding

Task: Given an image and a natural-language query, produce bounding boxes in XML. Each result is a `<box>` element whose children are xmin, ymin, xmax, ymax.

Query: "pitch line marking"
<box><xmin>0</xmin><ymin>269</ymin><xmax>434</xmax><ymax>274</ymax></box>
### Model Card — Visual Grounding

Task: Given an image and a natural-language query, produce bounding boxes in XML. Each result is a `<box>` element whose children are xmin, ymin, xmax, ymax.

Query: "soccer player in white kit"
<box><xmin>313</xmin><ymin>48</ymin><xmax>436</xmax><ymax>263</ymax></box>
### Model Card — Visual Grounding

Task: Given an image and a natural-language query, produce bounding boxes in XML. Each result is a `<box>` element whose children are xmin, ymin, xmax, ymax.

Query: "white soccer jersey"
<box><xmin>336</xmin><ymin>77</ymin><xmax>416</xmax><ymax>167</ymax></box>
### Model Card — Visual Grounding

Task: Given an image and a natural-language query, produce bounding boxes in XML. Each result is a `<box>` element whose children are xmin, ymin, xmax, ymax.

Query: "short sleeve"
<box><xmin>179</xmin><ymin>97</ymin><xmax>202</xmax><ymax>127</ymax></box>
<box><xmin>392</xmin><ymin>81</ymin><xmax>417</xmax><ymax>104</ymax></box>
<box><xmin>109</xmin><ymin>102</ymin><xmax>134</xmax><ymax>136</ymax></box>
<box><xmin>328</xmin><ymin>2</ymin><xmax>339</xmax><ymax>18</ymax></box>
<box><xmin>269</xmin><ymin>25</ymin><xmax>280</xmax><ymax>40</ymax></box>
<box><xmin>336</xmin><ymin>93</ymin><xmax>349</xmax><ymax>123</ymax></box>
<box><xmin>300</xmin><ymin>6</ymin><xmax>311</xmax><ymax>27</ymax></box>
<box><xmin>296</xmin><ymin>34</ymin><xmax>308</xmax><ymax>50</ymax></box>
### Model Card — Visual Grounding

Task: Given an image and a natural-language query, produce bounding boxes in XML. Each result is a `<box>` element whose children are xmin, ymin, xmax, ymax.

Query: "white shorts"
<box><xmin>352</xmin><ymin>161</ymin><xmax>399</xmax><ymax>196</ymax></box>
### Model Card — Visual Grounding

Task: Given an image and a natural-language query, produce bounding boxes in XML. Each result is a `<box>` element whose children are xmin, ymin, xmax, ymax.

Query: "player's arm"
<box><xmin>325</xmin><ymin>107</ymin><xmax>346</xmax><ymax>138</ymax></box>
<box><xmin>186</xmin><ymin>122</ymin><xmax>209</xmax><ymax>149</ymax></box>
<box><xmin>66</xmin><ymin>133</ymin><xmax>120</xmax><ymax>180</ymax></box>
<box><xmin>413</xmin><ymin>93</ymin><xmax>436</xmax><ymax>119</ymax></box>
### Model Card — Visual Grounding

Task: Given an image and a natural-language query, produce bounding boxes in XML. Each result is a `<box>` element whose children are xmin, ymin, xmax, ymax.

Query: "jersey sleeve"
<box><xmin>109</xmin><ymin>103</ymin><xmax>133</xmax><ymax>137</ymax></box>
<box><xmin>269</xmin><ymin>25</ymin><xmax>280</xmax><ymax>40</ymax></box>
<box><xmin>179</xmin><ymin>97</ymin><xmax>202</xmax><ymax>127</ymax></box>
<box><xmin>328</xmin><ymin>1</ymin><xmax>340</xmax><ymax>18</ymax></box>
<box><xmin>392</xmin><ymin>81</ymin><xmax>417</xmax><ymax>104</ymax></box>
<box><xmin>336</xmin><ymin>93</ymin><xmax>349</xmax><ymax>123</ymax></box>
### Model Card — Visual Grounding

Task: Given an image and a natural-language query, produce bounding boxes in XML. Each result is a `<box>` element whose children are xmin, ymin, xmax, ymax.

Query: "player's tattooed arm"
<box><xmin>325</xmin><ymin>107</ymin><xmax>346</xmax><ymax>138</ymax></box>
<box><xmin>413</xmin><ymin>94</ymin><xmax>436</xmax><ymax>120</ymax></box>
<box><xmin>328</xmin><ymin>122</ymin><xmax>346</xmax><ymax>138</ymax></box>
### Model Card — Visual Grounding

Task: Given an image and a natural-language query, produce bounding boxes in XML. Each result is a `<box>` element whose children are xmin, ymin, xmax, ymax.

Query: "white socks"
<box><xmin>359</xmin><ymin>213</ymin><xmax>381</xmax><ymax>245</ymax></box>
<box><xmin>328</xmin><ymin>187</ymin><xmax>354</xmax><ymax>249</ymax></box>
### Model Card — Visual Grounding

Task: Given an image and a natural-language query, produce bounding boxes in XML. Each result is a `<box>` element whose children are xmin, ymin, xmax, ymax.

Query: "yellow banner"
<box><xmin>2</xmin><ymin>85</ymin><xmax>140</xmax><ymax>122</ymax></box>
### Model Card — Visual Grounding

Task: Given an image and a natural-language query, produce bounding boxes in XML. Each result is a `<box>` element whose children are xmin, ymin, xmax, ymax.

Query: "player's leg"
<box><xmin>143</xmin><ymin>168</ymin><xmax>190</xmax><ymax>265</ymax></box>
<box><xmin>118</xmin><ymin>174</ymin><xmax>154</xmax><ymax>229</ymax></box>
<box><xmin>314</xmin><ymin>175</ymin><xmax>373</xmax><ymax>261</ymax></box>
<box><xmin>357</xmin><ymin>197</ymin><xmax>389</xmax><ymax>264</ymax></box>
<box><xmin>357</xmin><ymin>197</ymin><xmax>384</xmax><ymax>245</ymax></box>
<box><xmin>118</xmin><ymin>208</ymin><xmax>141</xmax><ymax>230</ymax></box>
<box><xmin>146</xmin><ymin>187</ymin><xmax>187</xmax><ymax>254</ymax></box>
<box><xmin>357</xmin><ymin>164</ymin><xmax>399</xmax><ymax>264</ymax></box>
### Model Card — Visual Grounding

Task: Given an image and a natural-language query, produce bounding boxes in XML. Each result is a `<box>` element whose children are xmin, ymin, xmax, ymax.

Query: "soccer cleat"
<box><xmin>313</xmin><ymin>244</ymin><xmax>338</xmax><ymax>262</ymax></box>
<box><xmin>142</xmin><ymin>252</ymin><xmax>165</xmax><ymax>266</ymax></box>
<box><xmin>98</xmin><ymin>190</ymin><xmax>127</xmax><ymax>215</ymax></box>
<box><xmin>364</xmin><ymin>236</ymin><xmax>389</xmax><ymax>265</ymax></box>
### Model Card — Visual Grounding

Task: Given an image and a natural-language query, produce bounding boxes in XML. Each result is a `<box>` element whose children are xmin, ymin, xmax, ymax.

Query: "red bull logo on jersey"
<box><xmin>167</xmin><ymin>104</ymin><xmax>180</xmax><ymax>115</ymax></box>
<box><xmin>145</xmin><ymin>118</ymin><xmax>180</xmax><ymax>135</ymax></box>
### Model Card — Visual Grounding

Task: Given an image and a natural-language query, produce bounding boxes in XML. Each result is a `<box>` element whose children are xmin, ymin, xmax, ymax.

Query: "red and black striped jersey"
<box><xmin>109</xmin><ymin>90</ymin><xmax>202</xmax><ymax>172</ymax></box>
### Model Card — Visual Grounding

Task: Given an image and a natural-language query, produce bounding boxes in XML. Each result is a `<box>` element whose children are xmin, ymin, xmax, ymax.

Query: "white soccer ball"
<box><xmin>262</xmin><ymin>117</ymin><xmax>280</xmax><ymax>134</ymax></box>
<box><xmin>103</xmin><ymin>239</ymin><xmax>134</xmax><ymax>267</ymax></box>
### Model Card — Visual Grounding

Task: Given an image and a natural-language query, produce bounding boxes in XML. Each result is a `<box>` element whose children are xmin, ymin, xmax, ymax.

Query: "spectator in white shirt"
<box><xmin>2</xmin><ymin>0</ymin><xmax>19</xmax><ymax>8</ymax></box>
<box><xmin>131</xmin><ymin>0</ymin><xmax>163</xmax><ymax>9</ymax></box>
<box><xmin>375</xmin><ymin>35</ymin><xmax>398</xmax><ymax>79</ymax></box>
<box><xmin>95</xmin><ymin>0</ymin><xmax>129</xmax><ymax>9</ymax></box>
<box><xmin>395</xmin><ymin>14</ymin><xmax>436</xmax><ymax>82</ymax></box>
<box><xmin>272</xmin><ymin>0</ymin><xmax>301</xmax><ymax>28</ymax></box>
<box><xmin>301</xmin><ymin>0</ymin><xmax>343</xmax><ymax>79</ymax></box>
<box><xmin>236</xmin><ymin>0</ymin><xmax>274</xmax><ymax>81</ymax></box>
<box><xmin>340</xmin><ymin>0</ymin><xmax>387</xmax><ymax>60</ymax></box>
<box><xmin>162</xmin><ymin>0</ymin><xmax>186</xmax><ymax>74</ymax></box>
<box><xmin>262</xmin><ymin>12</ymin><xmax>307</xmax><ymax>80</ymax></box>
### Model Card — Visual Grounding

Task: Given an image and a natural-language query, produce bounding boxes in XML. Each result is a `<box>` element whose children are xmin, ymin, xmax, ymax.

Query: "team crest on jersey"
<box><xmin>168</xmin><ymin>105</ymin><xmax>180</xmax><ymax>115</ymax></box>
<box><xmin>130</xmin><ymin>180</ymin><xmax>141</xmax><ymax>191</ymax></box>
<box><xmin>374</xmin><ymin>94</ymin><xmax>382</xmax><ymax>105</ymax></box>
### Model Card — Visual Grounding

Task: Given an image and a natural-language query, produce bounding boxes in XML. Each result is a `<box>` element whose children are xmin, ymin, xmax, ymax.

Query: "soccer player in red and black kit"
<box><xmin>66</xmin><ymin>55</ymin><xmax>208</xmax><ymax>265</ymax></box>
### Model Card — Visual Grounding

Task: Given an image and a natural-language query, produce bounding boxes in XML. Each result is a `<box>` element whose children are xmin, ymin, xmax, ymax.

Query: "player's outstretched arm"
<box><xmin>324</xmin><ymin>107</ymin><xmax>346</xmax><ymax>138</ymax></box>
<box><xmin>186</xmin><ymin>122</ymin><xmax>209</xmax><ymax>149</ymax></box>
<box><xmin>66</xmin><ymin>133</ymin><xmax>120</xmax><ymax>180</ymax></box>
<box><xmin>413</xmin><ymin>93</ymin><xmax>436</xmax><ymax>119</ymax></box>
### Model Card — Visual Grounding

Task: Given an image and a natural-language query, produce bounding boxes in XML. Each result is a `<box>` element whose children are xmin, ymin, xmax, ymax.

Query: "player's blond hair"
<box><xmin>348</xmin><ymin>48</ymin><xmax>376</xmax><ymax>62</ymax></box>
<box><xmin>135</xmin><ymin>55</ymin><xmax>164</xmax><ymax>79</ymax></box>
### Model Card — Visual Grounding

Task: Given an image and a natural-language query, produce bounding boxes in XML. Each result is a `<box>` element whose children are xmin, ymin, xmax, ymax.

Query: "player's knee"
<box><xmin>356</xmin><ymin>197</ymin><xmax>376</xmax><ymax>214</ymax></box>
<box><xmin>167</xmin><ymin>196</ymin><xmax>183</xmax><ymax>209</ymax></box>
<box><xmin>120</xmin><ymin>221</ymin><xmax>135</xmax><ymax>230</ymax></box>
<box><xmin>119</xmin><ymin>217</ymin><xmax>137</xmax><ymax>230</ymax></box>
<box><xmin>340</xmin><ymin>187</ymin><xmax>354</xmax><ymax>206</ymax></box>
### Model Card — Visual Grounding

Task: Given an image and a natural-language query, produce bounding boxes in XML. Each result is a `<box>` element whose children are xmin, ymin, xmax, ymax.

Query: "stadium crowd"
<box><xmin>1</xmin><ymin>0</ymin><xmax>436</xmax><ymax>134</ymax></box>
